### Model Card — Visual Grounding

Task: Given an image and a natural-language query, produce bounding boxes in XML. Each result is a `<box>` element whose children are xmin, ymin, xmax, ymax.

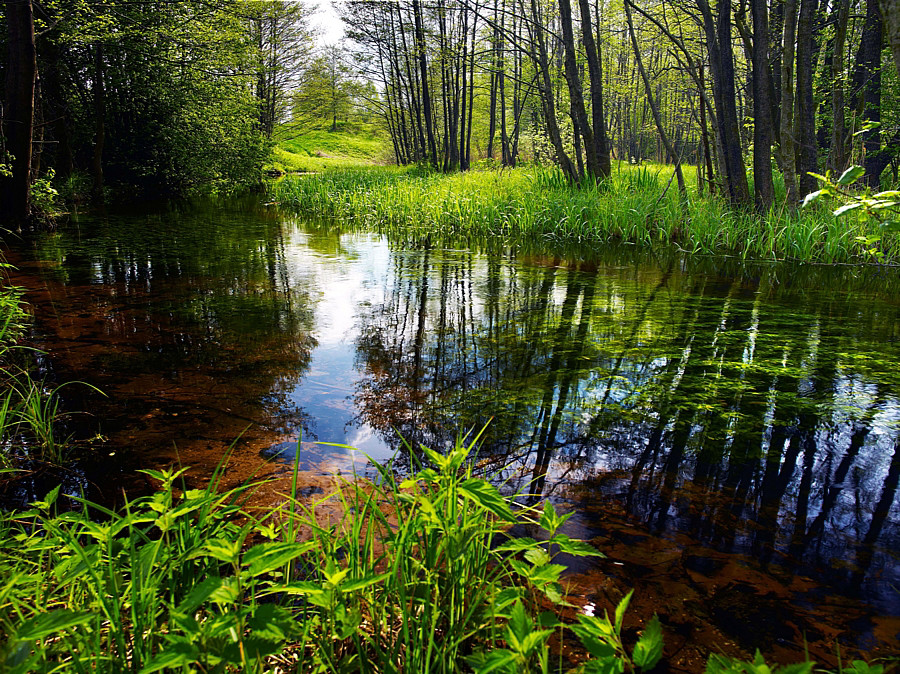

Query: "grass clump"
<box><xmin>0</xmin><ymin>263</ymin><xmax>91</xmax><ymax>472</ymax></box>
<box><xmin>0</xmin><ymin>430</ymin><xmax>670</xmax><ymax>673</ymax></box>
<box><xmin>272</xmin><ymin>165</ymin><xmax>900</xmax><ymax>264</ymax></box>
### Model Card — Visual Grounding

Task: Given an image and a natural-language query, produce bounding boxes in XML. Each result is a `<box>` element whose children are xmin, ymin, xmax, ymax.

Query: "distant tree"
<box><xmin>249</xmin><ymin>0</ymin><xmax>316</xmax><ymax>138</ymax></box>
<box><xmin>292</xmin><ymin>45</ymin><xmax>355</xmax><ymax>131</ymax></box>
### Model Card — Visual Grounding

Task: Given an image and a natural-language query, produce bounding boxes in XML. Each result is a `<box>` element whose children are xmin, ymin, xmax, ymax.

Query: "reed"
<box><xmin>272</xmin><ymin>165</ymin><xmax>900</xmax><ymax>264</ymax></box>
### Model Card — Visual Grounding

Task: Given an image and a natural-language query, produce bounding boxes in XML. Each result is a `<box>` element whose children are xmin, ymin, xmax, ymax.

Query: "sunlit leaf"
<box><xmin>833</xmin><ymin>202</ymin><xmax>863</xmax><ymax>216</ymax></box>
<box><xmin>837</xmin><ymin>166</ymin><xmax>865</xmax><ymax>185</ymax></box>
<box><xmin>631</xmin><ymin>615</ymin><xmax>663</xmax><ymax>670</ymax></box>
<box><xmin>458</xmin><ymin>478</ymin><xmax>515</xmax><ymax>521</ymax></box>
<box><xmin>614</xmin><ymin>589</ymin><xmax>633</xmax><ymax>633</ymax></box>
<box><xmin>801</xmin><ymin>190</ymin><xmax>823</xmax><ymax>208</ymax></box>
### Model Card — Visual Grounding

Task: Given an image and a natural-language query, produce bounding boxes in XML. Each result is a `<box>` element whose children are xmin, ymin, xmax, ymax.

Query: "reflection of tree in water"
<box><xmin>30</xmin><ymin>200</ymin><xmax>319</xmax><ymax>451</ymax></box>
<box><xmin>353</xmin><ymin>245</ymin><xmax>900</xmax><ymax>601</ymax></box>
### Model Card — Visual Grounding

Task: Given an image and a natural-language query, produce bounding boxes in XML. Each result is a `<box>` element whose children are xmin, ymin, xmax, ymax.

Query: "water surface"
<box><xmin>11</xmin><ymin>197</ymin><xmax>900</xmax><ymax>668</ymax></box>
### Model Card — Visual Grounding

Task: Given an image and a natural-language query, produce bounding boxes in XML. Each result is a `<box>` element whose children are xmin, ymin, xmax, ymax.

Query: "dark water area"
<box><xmin>5</xmin><ymin>197</ymin><xmax>900</xmax><ymax>668</ymax></box>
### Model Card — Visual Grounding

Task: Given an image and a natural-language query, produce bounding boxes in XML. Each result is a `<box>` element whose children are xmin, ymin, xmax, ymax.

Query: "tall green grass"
<box><xmin>0</xmin><ymin>431</ymin><xmax>670</xmax><ymax>673</ymax></box>
<box><xmin>272</xmin><ymin>165</ymin><xmax>900</xmax><ymax>264</ymax></box>
<box><xmin>0</xmin><ymin>263</ymin><xmax>89</xmax><ymax>470</ymax></box>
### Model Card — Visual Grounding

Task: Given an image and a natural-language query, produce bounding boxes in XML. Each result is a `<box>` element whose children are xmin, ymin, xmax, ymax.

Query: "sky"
<box><xmin>314</xmin><ymin>2</ymin><xmax>345</xmax><ymax>45</ymax></box>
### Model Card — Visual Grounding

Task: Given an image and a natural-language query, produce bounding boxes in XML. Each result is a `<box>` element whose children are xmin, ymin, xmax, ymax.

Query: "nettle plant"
<box><xmin>803</xmin><ymin>165</ymin><xmax>900</xmax><ymax>262</ymax></box>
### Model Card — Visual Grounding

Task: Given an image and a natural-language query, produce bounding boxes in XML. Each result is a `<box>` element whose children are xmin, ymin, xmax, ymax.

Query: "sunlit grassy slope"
<box><xmin>268</xmin><ymin>124</ymin><xmax>386</xmax><ymax>173</ymax></box>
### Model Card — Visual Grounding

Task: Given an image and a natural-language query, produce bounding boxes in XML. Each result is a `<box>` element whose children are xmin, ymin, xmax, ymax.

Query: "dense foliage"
<box><xmin>0</xmin><ymin>0</ymin><xmax>315</xmax><ymax>215</ymax></box>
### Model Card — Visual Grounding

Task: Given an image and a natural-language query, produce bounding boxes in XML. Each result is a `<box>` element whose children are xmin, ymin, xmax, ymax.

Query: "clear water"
<box><xmin>14</xmin><ymin>196</ymin><xmax>900</xmax><ymax>663</ymax></box>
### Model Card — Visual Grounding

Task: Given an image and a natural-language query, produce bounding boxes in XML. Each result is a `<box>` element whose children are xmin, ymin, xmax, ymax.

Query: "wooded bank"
<box><xmin>2</xmin><ymin>0</ymin><xmax>899</xmax><ymax>223</ymax></box>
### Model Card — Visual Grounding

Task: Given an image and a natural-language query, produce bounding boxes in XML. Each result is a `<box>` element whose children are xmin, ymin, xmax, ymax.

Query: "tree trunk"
<box><xmin>530</xmin><ymin>0</ymin><xmax>577</xmax><ymax>181</ymax></box>
<box><xmin>882</xmin><ymin>0</ymin><xmax>900</xmax><ymax>77</ymax></box>
<box><xmin>853</xmin><ymin>0</ymin><xmax>884</xmax><ymax>187</ymax></box>
<box><xmin>559</xmin><ymin>0</ymin><xmax>598</xmax><ymax>180</ymax></box>
<box><xmin>829</xmin><ymin>0</ymin><xmax>851</xmax><ymax>173</ymax></box>
<box><xmin>580</xmin><ymin>0</ymin><xmax>612</xmax><ymax>177</ymax></box>
<box><xmin>750</xmin><ymin>0</ymin><xmax>775</xmax><ymax>211</ymax></box>
<box><xmin>625</xmin><ymin>0</ymin><xmax>686</xmax><ymax>199</ymax></box>
<box><xmin>794</xmin><ymin>0</ymin><xmax>819</xmax><ymax>196</ymax></box>
<box><xmin>2</xmin><ymin>0</ymin><xmax>37</xmax><ymax>222</ymax></box>
<box><xmin>780</xmin><ymin>0</ymin><xmax>798</xmax><ymax>204</ymax></box>
<box><xmin>698</xmin><ymin>0</ymin><xmax>751</xmax><ymax>207</ymax></box>
<box><xmin>92</xmin><ymin>43</ymin><xmax>105</xmax><ymax>202</ymax></box>
<box><xmin>412</xmin><ymin>0</ymin><xmax>438</xmax><ymax>167</ymax></box>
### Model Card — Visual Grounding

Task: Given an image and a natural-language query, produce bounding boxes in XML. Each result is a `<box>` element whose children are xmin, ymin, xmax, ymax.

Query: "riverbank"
<box><xmin>272</xmin><ymin>165</ymin><xmax>900</xmax><ymax>265</ymax></box>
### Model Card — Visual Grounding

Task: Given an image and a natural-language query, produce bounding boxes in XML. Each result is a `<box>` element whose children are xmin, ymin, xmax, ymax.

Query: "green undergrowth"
<box><xmin>271</xmin><ymin>165</ymin><xmax>900</xmax><ymax>264</ymax></box>
<box><xmin>0</xmin><ymin>432</ymin><xmax>667</xmax><ymax>673</ymax></box>
<box><xmin>1</xmin><ymin>432</ymin><xmax>890</xmax><ymax>672</ymax></box>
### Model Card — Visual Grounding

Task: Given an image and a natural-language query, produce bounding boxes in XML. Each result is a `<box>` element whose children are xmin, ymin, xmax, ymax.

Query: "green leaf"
<box><xmin>801</xmin><ymin>190</ymin><xmax>824</xmax><ymax>208</ymax></box>
<box><xmin>571</xmin><ymin>618</ymin><xmax>617</xmax><ymax>659</ymax></box>
<box><xmin>873</xmin><ymin>190</ymin><xmax>900</xmax><ymax>199</ymax></box>
<box><xmin>837</xmin><ymin>166</ymin><xmax>865</xmax><ymax>185</ymax></box>
<box><xmin>833</xmin><ymin>202</ymin><xmax>863</xmax><ymax>217</ymax></box>
<box><xmin>614</xmin><ymin>589</ymin><xmax>633</xmax><ymax>633</ymax></box>
<box><xmin>340</xmin><ymin>572</ymin><xmax>390</xmax><ymax>592</ymax></box>
<box><xmin>458</xmin><ymin>478</ymin><xmax>515</xmax><ymax>521</ymax></box>
<box><xmin>175</xmin><ymin>575</ymin><xmax>223</xmax><ymax>615</ymax></box>
<box><xmin>549</xmin><ymin>534</ymin><xmax>604</xmax><ymax>557</ymax></box>
<box><xmin>842</xmin><ymin>661</ymin><xmax>883</xmax><ymax>674</ymax></box>
<box><xmin>539</xmin><ymin>500</ymin><xmax>559</xmax><ymax>532</ymax></box>
<box><xmin>506</xmin><ymin>600</ymin><xmax>531</xmax><ymax>643</ymax></box>
<box><xmin>524</xmin><ymin>548</ymin><xmax>551</xmax><ymax>567</ymax></box>
<box><xmin>528</xmin><ymin>563</ymin><xmax>566</xmax><ymax>586</ymax></box>
<box><xmin>190</xmin><ymin>538</ymin><xmax>241</xmax><ymax>564</ymax></box>
<box><xmin>493</xmin><ymin>537</ymin><xmax>540</xmax><ymax>552</ymax></box>
<box><xmin>15</xmin><ymin>609</ymin><xmax>93</xmax><ymax>641</ymax></box>
<box><xmin>631</xmin><ymin>615</ymin><xmax>663</xmax><ymax>670</ymax></box>
<box><xmin>242</xmin><ymin>541</ymin><xmax>314</xmax><ymax>577</ymax></box>
<box><xmin>582</xmin><ymin>657</ymin><xmax>626</xmax><ymax>674</ymax></box>
<box><xmin>775</xmin><ymin>663</ymin><xmax>815</xmax><ymax>674</ymax></box>
<box><xmin>140</xmin><ymin>639</ymin><xmax>199</xmax><ymax>673</ymax></box>
<box><xmin>467</xmin><ymin>649</ymin><xmax>518</xmax><ymax>673</ymax></box>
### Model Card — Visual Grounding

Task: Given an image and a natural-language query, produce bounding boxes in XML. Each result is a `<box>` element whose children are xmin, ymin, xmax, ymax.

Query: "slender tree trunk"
<box><xmin>530</xmin><ymin>0</ymin><xmax>577</xmax><ymax>180</ymax></box>
<box><xmin>750</xmin><ymin>0</ymin><xmax>775</xmax><ymax>211</ymax></box>
<box><xmin>92</xmin><ymin>43</ymin><xmax>105</xmax><ymax>202</ymax></box>
<box><xmin>487</xmin><ymin>0</ymin><xmax>499</xmax><ymax>160</ymax></box>
<box><xmin>580</xmin><ymin>0</ymin><xmax>612</xmax><ymax>177</ymax></box>
<box><xmin>853</xmin><ymin>0</ymin><xmax>884</xmax><ymax>187</ymax></box>
<box><xmin>698</xmin><ymin>0</ymin><xmax>751</xmax><ymax>206</ymax></box>
<box><xmin>829</xmin><ymin>0</ymin><xmax>851</xmax><ymax>172</ymax></box>
<box><xmin>883</xmin><ymin>0</ymin><xmax>900</xmax><ymax>77</ymax></box>
<box><xmin>625</xmin><ymin>0</ymin><xmax>686</xmax><ymax>199</ymax></box>
<box><xmin>794</xmin><ymin>0</ymin><xmax>819</xmax><ymax>196</ymax></box>
<box><xmin>412</xmin><ymin>0</ymin><xmax>438</xmax><ymax>167</ymax></box>
<box><xmin>2</xmin><ymin>0</ymin><xmax>37</xmax><ymax>222</ymax></box>
<box><xmin>559</xmin><ymin>0</ymin><xmax>597</xmax><ymax>180</ymax></box>
<box><xmin>780</xmin><ymin>0</ymin><xmax>799</xmax><ymax>204</ymax></box>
